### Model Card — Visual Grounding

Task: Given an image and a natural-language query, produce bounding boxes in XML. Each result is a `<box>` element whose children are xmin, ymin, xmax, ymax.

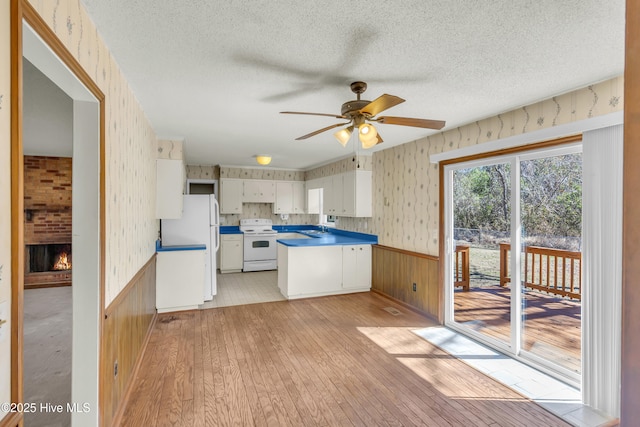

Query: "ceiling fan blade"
<box><xmin>376</xmin><ymin>133</ymin><xmax>384</xmax><ymax>144</ymax></box>
<box><xmin>295</xmin><ymin>122</ymin><xmax>351</xmax><ymax>140</ymax></box>
<box><xmin>281</xmin><ymin>111</ymin><xmax>347</xmax><ymax>119</ymax></box>
<box><xmin>377</xmin><ymin>116</ymin><xmax>446</xmax><ymax>130</ymax></box>
<box><xmin>359</xmin><ymin>94</ymin><xmax>405</xmax><ymax>117</ymax></box>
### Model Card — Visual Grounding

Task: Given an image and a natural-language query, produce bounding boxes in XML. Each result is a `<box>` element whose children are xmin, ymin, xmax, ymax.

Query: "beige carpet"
<box><xmin>23</xmin><ymin>286</ymin><xmax>72</xmax><ymax>427</ymax></box>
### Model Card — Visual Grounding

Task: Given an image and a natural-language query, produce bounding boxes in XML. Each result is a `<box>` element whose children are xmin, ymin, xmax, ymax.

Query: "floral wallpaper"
<box><xmin>305</xmin><ymin>154</ymin><xmax>373</xmax><ymax>180</ymax></box>
<box><xmin>186</xmin><ymin>164</ymin><xmax>219</xmax><ymax>180</ymax></box>
<box><xmin>222</xmin><ymin>205</ymin><xmax>317</xmax><ymax>227</ymax></box>
<box><xmin>156</xmin><ymin>139</ymin><xmax>183</xmax><ymax>160</ymax></box>
<box><xmin>220</xmin><ymin>166</ymin><xmax>305</xmax><ymax>181</ymax></box>
<box><xmin>367</xmin><ymin>77</ymin><xmax>624</xmax><ymax>256</ymax></box>
<box><xmin>27</xmin><ymin>0</ymin><xmax>159</xmax><ymax>305</ymax></box>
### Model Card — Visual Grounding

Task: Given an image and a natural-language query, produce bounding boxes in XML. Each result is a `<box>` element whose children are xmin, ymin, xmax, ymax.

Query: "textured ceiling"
<box><xmin>80</xmin><ymin>0</ymin><xmax>625</xmax><ymax>170</ymax></box>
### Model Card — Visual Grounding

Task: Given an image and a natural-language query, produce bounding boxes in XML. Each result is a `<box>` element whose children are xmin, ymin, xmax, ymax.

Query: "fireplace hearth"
<box><xmin>24</xmin><ymin>244</ymin><xmax>72</xmax><ymax>288</ymax></box>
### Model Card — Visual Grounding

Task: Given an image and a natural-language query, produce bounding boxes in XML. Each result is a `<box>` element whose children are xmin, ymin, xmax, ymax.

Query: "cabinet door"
<box><xmin>274</xmin><ymin>181</ymin><xmax>294</xmax><ymax>213</ymax></box>
<box><xmin>332</xmin><ymin>174</ymin><xmax>343</xmax><ymax>215</ymax></box>
<box><xmin>243</xmin><ymin>180</ymin><xmax>276</xmax><ymax>203</ymax></box>
<box><xmin>220</xmin><ymin>179</ymin><xmax>243</xmax><ymax>214</ymax></box>
<box><xmin>341</xmin><ymin>171</ymin><xmax>356</xmax><ymax>217</ymax></box>
<box><xmin>342</xmin><ymin>245</ymin><xmax>372</xmax><ymax>289</ymax></box>
<box><xmin>355</xmin><ymin>244</ymin><xmax>372</xmax><ymax>288</ymax></box>
<box><xmin>354</xmin><ymin>170</ymin><xmax>372</xmax><ymax>217</ymax></box>
<box><xmin>156</xmin><ymin>159</ymin><xmax>184</xmax><ymax>219</ymax></box>
<box><xmin>220</xmin><ymin>235</ymin><xmax>243</xmax><ymax>272</ymax></box>
<box><xmin>342</xmin><ymin>245</ymin><xmax>359</xmax><ymax>289</ymax></box>
<box><xmin>292</xmin><ymin>181</ymin><xmax>306</xmax><ymax>213</ymax></box>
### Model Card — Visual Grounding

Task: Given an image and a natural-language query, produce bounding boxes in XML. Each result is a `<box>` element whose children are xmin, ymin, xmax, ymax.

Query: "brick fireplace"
<box><xmin>24</xmin><ymin>156</ymin><xmax>72</xmax><ymax>288</ymax></box>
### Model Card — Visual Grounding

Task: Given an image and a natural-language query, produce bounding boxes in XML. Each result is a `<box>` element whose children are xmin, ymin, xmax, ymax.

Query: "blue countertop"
<box><xmin>220</xmin><ymin>226</ymin><xmax>242</xmax><ymax>234</ymax></box>
<box><xmin>277</xmin><ymin>228</ymin><xmax>377</xmax><ymax>247</ymax></box>
<box><xmin>156</xmin><ymin>240</ymin><xmax>206</xmax><ymax>252</ymax></box>
<box><xmin>219</xmin><ymin>225</ymin><xmax>378</xmax><ymax>246</ymax></box>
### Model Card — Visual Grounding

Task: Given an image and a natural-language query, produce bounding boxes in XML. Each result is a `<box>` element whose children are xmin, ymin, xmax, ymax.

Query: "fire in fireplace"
<box><xmin>27</xmin><ymin>244</ymin><xmax>72</xmax><ymax>273</ymax></box>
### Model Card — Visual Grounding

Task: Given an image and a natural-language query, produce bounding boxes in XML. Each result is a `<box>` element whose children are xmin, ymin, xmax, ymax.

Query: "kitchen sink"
<box><xmin>299</xmin><ymin>230</ymin><xmax>329</xmax><ymax>235</ymax></box>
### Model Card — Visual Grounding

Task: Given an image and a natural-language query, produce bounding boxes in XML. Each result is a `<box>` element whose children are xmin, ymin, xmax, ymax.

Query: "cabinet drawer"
<box><xmin>222</xmin><ymin>234</ymin><xmax>243</xmax><ymax>242</ymax></box>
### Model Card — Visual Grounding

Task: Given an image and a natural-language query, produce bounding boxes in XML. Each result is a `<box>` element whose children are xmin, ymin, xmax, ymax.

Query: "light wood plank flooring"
<box><xmin>120</xmin><ymin>292</ymin><xmax>569</xmax><ymax>426</ymax></box>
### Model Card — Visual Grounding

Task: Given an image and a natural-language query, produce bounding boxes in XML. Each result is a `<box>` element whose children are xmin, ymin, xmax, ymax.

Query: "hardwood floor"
<box><xmin>119</xmin><ymin>292</ymin><xmax>569</xmax><ymax>426</ymax></box>
<box><xmin>454</xmin><ymin>285</ymin><xmax>581</xmax><ymax>373</ymax></box>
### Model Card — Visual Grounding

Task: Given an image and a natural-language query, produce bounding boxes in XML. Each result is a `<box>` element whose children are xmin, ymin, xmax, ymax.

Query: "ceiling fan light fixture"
<box><xmin>334</xmin><ymin>126</ymin><xmax>353</xmax><ymax>147</ymax></box>
<box><xmin>359</xmin><ymin>123</ymin><xmax>378</xmax><ymax>149</ymax></box>
<box><xmin>256</xmin><ymin>155</ymin><xmax>272</xmax><ymax>165</ymax></box>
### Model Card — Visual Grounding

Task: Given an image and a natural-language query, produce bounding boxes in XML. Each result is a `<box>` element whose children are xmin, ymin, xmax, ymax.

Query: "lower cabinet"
<box><xmin>277</xmin><ymin>243</ymin><xmax>372</xmax><ymax>299</ymax></box>
<box><xmin>342</xmin><ymin>245</ymin><xmax>372</xmax><ymax>289</ymax></box>
<box><xmin>156</xmin><ymin>249</ymin><xmax>205</xmax><ymax>313</ymax></box>
<box><xmin>220</xmin><ymin>234</ymin><xmax>243</xmax><ymax>273</ymax></box>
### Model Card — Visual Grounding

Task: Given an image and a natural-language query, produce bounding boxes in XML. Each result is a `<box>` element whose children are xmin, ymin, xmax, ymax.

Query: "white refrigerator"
<box><xmin>161</xmin><ymin>194</ymin><xmax>220</xmax><ymax>301</ymax></box>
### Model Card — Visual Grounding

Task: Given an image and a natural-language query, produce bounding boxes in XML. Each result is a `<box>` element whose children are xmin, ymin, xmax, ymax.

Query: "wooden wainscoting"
<box><xmin>372</xmin><ymin>245</ymin><xmax>440</xmax><ymax>321</ymax></box>
<box><xmin>102</xmin><ymin>255</ymin><xmax>157</xmax><ymax>427</ymax></box>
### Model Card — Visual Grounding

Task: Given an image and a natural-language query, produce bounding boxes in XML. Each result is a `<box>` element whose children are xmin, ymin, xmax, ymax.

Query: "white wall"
<box><xmin>23</xmin><ymin>58</ymin><xmax>73</xmax><ymax>157</ymax></box>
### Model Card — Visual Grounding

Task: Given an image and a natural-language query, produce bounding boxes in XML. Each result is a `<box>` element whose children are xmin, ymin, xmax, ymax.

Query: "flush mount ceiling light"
<box><xmin>281</xmin><ymin>81</ymin><xmax>446</xmax><ymax>150</ymax></box>
<box><xmin>256</xmin><ymin>155</ymin><xmax>272</xmax><ymax>165</ymax></box>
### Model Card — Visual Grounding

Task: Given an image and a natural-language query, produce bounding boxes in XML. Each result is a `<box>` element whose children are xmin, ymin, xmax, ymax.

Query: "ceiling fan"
<box><xmin>281</xmin><ymin>81</ymin><xmax>445</xmax><ymax>149</ymax></box>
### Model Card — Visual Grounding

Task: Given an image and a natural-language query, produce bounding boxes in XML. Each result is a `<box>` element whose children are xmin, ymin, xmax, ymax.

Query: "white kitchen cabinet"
<box><xmin>273</xmin><ymin>181</ymin><xmax>294</xmax><ymax>214</ymax></box>
<box><xmin>274</xmin><ymin>181</ymin><xmax>307</xmax><ymax>214</ymax></box>
<box><xmin>321</xmin><ymin>171</ymin><xmax>372</xmax><ymax>218</ymax></box>
<box><xmin>292</xmin><ymin>181</ymin><xmax>306</xmax><ymax>213</ymax></box>
<box><xmin>220</xmin><ymin>234</ymin><xmax>243</xmax><ymax>273</ymax></box>
<box><xmin>322</xmin><ymin>175</ymin><xmax>343</xmax><ymax>215</ymax></box>
<box><xmin>243</xmin><ymin>180</ymin><xmax>275</xmax><ymax>203</ymax></box>
<box><xmin>342</xmin><ymin>170</ymin><xmax>372</xmax><ymax>217</ymax></box>
<box><xmin>220</xmin><ymin>179</ymin><xmax>243</xmax><ymax>214</ymax></box>
<box><xmin>342</xmin><ymin>244</ymin><xmax>372</xmax><ymax>289</ymax></box>
<box><xmin>278</xmin><ymin>244</ymin><xmax>343</xmax><ymax>299</ymax></box>
<box><xmin>156</xmin><ymin>159</ymin><xmax>184</xmax><ymax>219</ymax></box>
<box><xmin>156</xmin><ymin>249</ymin><xmax>205</xmax><ymax>313</ymax></box>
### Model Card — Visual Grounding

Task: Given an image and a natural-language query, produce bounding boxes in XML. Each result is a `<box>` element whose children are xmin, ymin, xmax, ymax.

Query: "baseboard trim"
<box><xmin>108</xmin><ymin>310</ymin><xmax>158</xmax><ymax>427</ymax></box>
<box><xmin>371</xmin><ymin>289</ymin><xmax>440</xmax><ymax>323</ymax></box>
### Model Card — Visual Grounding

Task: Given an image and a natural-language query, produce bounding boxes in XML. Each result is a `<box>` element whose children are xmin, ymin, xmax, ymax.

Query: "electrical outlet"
<box><xmin>114</xmin><ymin>360</ymin><xmax>118</xmax><ymax>377</ymax></box>
<box><xmin>412</xmin><ymin>283</ymin><xmax>417</xmax><ymax>292</ymax></box>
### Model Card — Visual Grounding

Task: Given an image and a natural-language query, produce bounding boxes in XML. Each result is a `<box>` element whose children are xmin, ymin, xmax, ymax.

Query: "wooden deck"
<box><xmin>119</xmin><ymin>292</ymin><xmax>569</xmax><ymax>426</ymax></box>
<box><xmin>454</xmin><ymin>285</ymin><xmax>581</xmax><ymax>373</ymax></box>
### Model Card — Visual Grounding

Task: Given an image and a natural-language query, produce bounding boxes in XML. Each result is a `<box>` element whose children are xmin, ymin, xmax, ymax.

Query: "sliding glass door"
<box><xmin>451</xmin><ymin>162</ymin><xmax>511</xmax><ymax>346</ymax></box>
<box><xmin>445</xmin><ymin>143</ymin><xmax>582</xmax><ymax>382</ymax></box>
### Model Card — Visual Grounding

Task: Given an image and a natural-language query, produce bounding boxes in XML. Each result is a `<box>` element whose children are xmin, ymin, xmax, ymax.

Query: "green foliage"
<box><xmin>453</xmin><ymin>153</ymin><xmax>582</xmax><ymax>239</ymax></box>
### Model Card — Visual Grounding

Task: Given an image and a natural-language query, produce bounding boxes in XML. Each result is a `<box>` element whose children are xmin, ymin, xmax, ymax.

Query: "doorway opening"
<box><xmin>15</xmin><ymin>12</ymin><xmax>104</xmax><ymax>426</ymax></box>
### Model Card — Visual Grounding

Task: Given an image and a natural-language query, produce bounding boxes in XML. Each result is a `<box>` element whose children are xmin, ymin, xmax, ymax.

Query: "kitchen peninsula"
<box><xmin>276</xmin><ymin>228</ymin><xmax>377</xmax><ymax>299</ymax></box>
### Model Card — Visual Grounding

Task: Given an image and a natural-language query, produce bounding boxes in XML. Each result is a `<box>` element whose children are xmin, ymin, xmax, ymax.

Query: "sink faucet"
<box><xmin>320</xmin><ymin>225</ymin><xmax>327</xmax><ymax>233</ymax></box>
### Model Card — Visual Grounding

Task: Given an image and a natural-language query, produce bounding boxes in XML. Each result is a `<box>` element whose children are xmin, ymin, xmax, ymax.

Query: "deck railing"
<box><xmin>454</xmin><ymin>245</ymin><xmax>470</xmax><ymax>291</ymax></box>
<box><xmin>499</xmin><ymin>243</ymin><xmax>581</xmax><ymax>300</ymax></box>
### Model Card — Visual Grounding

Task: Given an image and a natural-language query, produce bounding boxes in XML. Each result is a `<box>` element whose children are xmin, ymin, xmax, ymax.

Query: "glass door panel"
<box><xmin>519</xmin><ymin>153</ymin><xmax>582</xmax><ymax>374</ymax></box>
<box><xmin>452</xmin><ymin>163</ymin><xmax>511</xmax><ymax>345</ymax></box>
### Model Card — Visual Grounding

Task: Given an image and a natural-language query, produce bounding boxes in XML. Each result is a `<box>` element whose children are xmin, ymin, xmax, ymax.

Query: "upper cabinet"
<box><xmin>274</xmin><ymin>181</ymin><xmax>306</xmax><ymax>214</ymax></box>
<box><xmin>243</xmin><ymin>179</ymin><xmax>275</xmax><ymax>203</ymax></box>
<box><xmin>292</xmin><ymin>181</ymin><xmax>306</xmax><ymax>214</ymax></box>
<box><xmin>220</xmin><ymin>178</ymin><xmax>243</xmax><ymax>214</ymax></box>
<box><xmin>156</xmin><ymin>159</ymin><xmax>184</xmax><ymax>219</ymax></box>
<box><xmin>343</xmin><ymin>170</ymin><xmax>372</xmax><ymax>217</ymax></box>
<box><xmin>322</xmin><ymin>170</ymin><xmax>372</xmax><ymax>218</ymax></box>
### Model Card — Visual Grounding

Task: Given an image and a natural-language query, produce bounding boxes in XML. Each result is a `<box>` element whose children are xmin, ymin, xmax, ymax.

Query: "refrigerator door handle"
<box><xmin>211</xmin><ymin>196</ymin><xmax>220</xmax><ymax>226</ymax></box>
<box><xmin>213</xmin><ymin>226</ymin><xmax>220</xmax><ymax>252</ymax></box>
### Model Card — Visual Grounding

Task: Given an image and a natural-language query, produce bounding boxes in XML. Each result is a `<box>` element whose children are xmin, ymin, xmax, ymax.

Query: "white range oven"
<box><xmin>240</xmin><ymin>218</ymin><xmax>278</xmax><ymax>272</ymax></box>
